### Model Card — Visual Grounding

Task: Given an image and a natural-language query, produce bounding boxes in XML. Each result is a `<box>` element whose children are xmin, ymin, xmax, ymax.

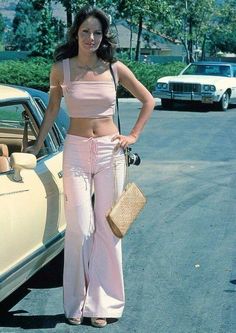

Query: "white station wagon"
<box><xmin>0</xmin><ymin>85</ymin><xmax>69</xmax><ymax>302</ymax></box>
<box><xmin>153</xmin><ymin>61</ymin><xmax>236</xmax><ymax>111</ymax></box>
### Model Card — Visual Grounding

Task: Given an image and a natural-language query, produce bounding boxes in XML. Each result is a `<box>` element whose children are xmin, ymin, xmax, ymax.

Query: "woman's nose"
<box><xmin>88</xmin><ymin>33</ymin><xmax>94</xmax><ymax>40</ymax></box>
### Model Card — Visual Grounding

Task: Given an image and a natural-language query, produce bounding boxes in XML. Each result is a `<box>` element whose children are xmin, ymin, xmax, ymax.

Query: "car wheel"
<box><xmin>217</xmin><ymin>91</ymin><xmax>229</xmax><ymax>111</ymax></box>
<box><xmin>161</xmin><ymin>99</ymin><xmax>173</xmax><ymax>109</ymax></box>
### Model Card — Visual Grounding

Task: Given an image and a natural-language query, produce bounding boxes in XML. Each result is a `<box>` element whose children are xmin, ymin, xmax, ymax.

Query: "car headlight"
<box><xmin>203</xmin><ymin>85</ymin><xmax>216</xmax><ymax>92</ymax></box>
<box><xmin>157</xmin><ymin>83</ymin><xmax>168</xmax><ymax>90</ymax></box>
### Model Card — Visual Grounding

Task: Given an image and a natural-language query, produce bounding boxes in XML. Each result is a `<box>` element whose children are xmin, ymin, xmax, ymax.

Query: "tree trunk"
<box><xmin>129</xmin><ymin>16</ymin><xmax>133</xmax><ymax>60</ymax></box>
<box><xmin>188</xmin><ymin>16</ymin><xmax>194</xmax><ymax>62</ymax></box>
<box><xmin>66</xmin><ymin>1</ymin><xmax>72</xmax><ymax>27</ymax></box>
<box><xmin>181</xmin><ymin>37</ymin><xmax>190</xmax><ymax>63</ymax></box>
<box><xmin>135</xmin><ymin>14</ymin><xmax>142</xmax><ymax>61</ymax></box>
<box><xmin>201</xmin><ymin>34</ymin><xmax>207</xmax><ymax>60</ymax></box>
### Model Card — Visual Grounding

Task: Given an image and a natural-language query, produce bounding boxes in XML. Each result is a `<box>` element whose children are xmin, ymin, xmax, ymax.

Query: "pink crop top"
<box><xmin>61</xmin><ymin>58</ymin><xmax>118</xmax><ymax>118</ymax></box>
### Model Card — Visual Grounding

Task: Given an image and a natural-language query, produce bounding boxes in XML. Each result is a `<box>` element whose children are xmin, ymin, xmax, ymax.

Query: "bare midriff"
<box><xmin>68</xmin><ymin>116</ymin><xmax>118</xmax><ymax>138</ymax></box>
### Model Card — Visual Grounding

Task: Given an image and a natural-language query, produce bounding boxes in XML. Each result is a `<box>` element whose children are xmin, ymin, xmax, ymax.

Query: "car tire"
<box><xmin>216</xmin><ymin>91</ymin><xmax>229</xmax><ymax>111</ymax></box>
<box><xmin>161</xmin><ymin>99</ymin><xmax>173</xmax><ymax>109</ymax></box>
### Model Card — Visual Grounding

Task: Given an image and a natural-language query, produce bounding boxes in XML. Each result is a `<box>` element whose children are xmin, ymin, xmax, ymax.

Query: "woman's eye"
<box><xmin>80</xmin><ymin>30</ymin><xmax>102</xmax><ymax>36</ymax></box>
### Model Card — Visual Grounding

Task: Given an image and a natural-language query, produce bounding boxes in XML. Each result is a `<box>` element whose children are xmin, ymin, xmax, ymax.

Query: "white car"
<box><xmin>0</xmin><ymin>85</ymin><xmax>69</xmax><ymax>302</ymax></box>
<box><xmin>153</xmin><ymin>61</ymin><xmax>236</xmax><ymax>111</ymax></box>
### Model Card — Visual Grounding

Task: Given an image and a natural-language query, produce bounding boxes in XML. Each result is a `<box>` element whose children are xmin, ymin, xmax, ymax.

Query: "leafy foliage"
<box><xmin>0</xmin><ymin>13</ymin><xmax>5</xmax><ymax>42</ymax></box>
<box><xmin>156</xmin><ymin>0</ymin><xmax>216</xmax><ymax>63</ymax></box>
<box><xmin>31</xmin><ymin>1</ymin><xmax>57</xmax><ymax>58</ymax></box>
<box><xmin>11</xmin><ymin>0</ymin><xmax>40</xmax><ymax>51</ymax></box>
<box><xmin>0</xmin><ymin>57</ymin><xmax>51</xmax><ymax>91</ymax></box>
<box><xmin>115</xmin><ymin>0</ymin><xmax>159</xmax><ymax>60</ymax></box>
<box><xmin>0</xmin><ymin>57</ymin><xmax>185</xmax><ymax>96</ymax></box>
<box><xmin>118</xmin><ymin>59</ymin><xmax>185</xmax><ymax>97</ymax></box>
<box><xmin>4</xmin><ymin>0</ymin><xmax>236</xmax><ymax>64</ymax></box>
<box><xmin>208</xmin><ymin>0</ymin><xmax>236</xmax><ymax>55</ymax></box>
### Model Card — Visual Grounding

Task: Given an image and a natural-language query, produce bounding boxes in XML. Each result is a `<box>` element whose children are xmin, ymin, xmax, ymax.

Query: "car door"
<box><xmin>0</xmin><ymin>97</ymin><xmax>66</xmax><ymax>301</ymax></box>
<box><xmin>29</xmin><ymin>92</ymin><xmax>66</xmax><ymax>234</ymax></box>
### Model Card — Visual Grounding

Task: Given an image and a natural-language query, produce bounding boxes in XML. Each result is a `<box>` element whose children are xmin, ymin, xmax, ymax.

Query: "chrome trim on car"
<box><xmin>154</xmin><ymin>90</ymin><xmax>219</xmax><ymax>102</ymax></box>
<box><xmin>0</xmin><ymin>189</ymin><xmax>29</xmax><ymax>197</ymax></box>
<box><xmin>169</xmin><ymin>82</ymin><xmax>201</xmax><ymax>93</ymax></box>
<box><xmin>0</xmin><ymin>231</ymin><xmax>65</xmax><ymax>283</ymax></box>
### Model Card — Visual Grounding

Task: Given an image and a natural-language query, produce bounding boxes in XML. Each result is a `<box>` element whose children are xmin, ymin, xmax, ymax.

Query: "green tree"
<box><xmin>0</xmin><ymin>13</ymin><xmax>5</xmax><ymax>49</ymax></box>
<box><xmin>31</xmin><ymin>0</ymin><xmax>57</xmax><ymax>58</ymax></box>
<box><xmin>156</xmin><ymin>0</ymin><xmax>216</xmax><ymax>63</ymax></box>
<box><xmin>12</xmin><ymin>0</ymin><xmax>41</xmax><ymax>50</ymax></box>
<box><xmin>208</xmin><ymin>0</ymin><xmax>236</xmax><ymax>55</ymax></box>
<box><xmin>54</xmin><ymin>0</ymin><xmax>79</xmax><ymax>27</ymax></box>
<box><xmin>0</xmin><ymin>13</ymin><xmax>5</xmax><ymax>39</ymax></box>
<box><xmin>116</xmin><ymin>0</ymin><xmax>160</xmax><ymax>61</ymax></box>
<box><xmin>11</xmin><ymin>0</ymin><xmax>64</xmax><ymax>54</ymax></box>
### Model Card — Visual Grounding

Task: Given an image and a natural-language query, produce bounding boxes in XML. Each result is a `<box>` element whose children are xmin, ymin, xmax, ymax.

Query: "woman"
<box><xmin>28</xmin><ymin>5</ymin><xmax>155</xmax><ymax>328</ymax></box>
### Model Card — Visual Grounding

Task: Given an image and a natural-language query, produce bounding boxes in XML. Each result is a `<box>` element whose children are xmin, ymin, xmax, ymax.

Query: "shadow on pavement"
<box><xmin>154</xmin><ymin>102</ymin><xmax>236</xmax><ymax>112</ymax></box>
<box><xmin>0</xmin><ymin>312</ymin><xmax>65</xmax><ymax>329</ymax></box>
<box><xmin>0</xmin><ymin>251</ymin><xmax>64</xmax><ymax>329</ymax></box>
<box><xmin>28</xmin><ymin>250</ymin><xmax>64</xmax><ymax>289</ymax></box>
<box><xmin>0</xmin><ymin>312</ymin><xmax>117</xmax><ymax>330</ymax></box>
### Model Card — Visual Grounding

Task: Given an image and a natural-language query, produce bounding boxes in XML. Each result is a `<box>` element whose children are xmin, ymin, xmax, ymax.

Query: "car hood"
<box><xmin>159</xmin><ymin>75</ymin><xmax>227</xmax><ymax>84</ymax></box>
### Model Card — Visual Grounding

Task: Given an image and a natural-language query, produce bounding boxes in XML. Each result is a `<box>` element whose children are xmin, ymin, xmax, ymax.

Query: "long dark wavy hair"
<box><xmin>53</xmin><ymin>6</ymin><xmax>117</xmax><ymax>62</ymax></box>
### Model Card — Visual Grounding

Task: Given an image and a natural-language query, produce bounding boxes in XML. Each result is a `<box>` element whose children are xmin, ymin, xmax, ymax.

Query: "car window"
<box><xmin>33</xmin><ymin>96</ymin><xmax>66</xmax><ymax>144</ymax></box>
<box><xmin>232</xmin><ymin>66</ymin><xmax>236</xmax><ymax>77</ymax></box>
<box><xmin>218</xmin><ymin>66</ymin><xmax>231</xmax><ymax>77</ymax></box>
<box><xmin>0</xmin><ymin>103</ymin><xmax>25</xmax><ymax>125</ymax></box>
<box><xmin>0</xmin><ymin>103</ymin><xmax>37</xmax><ymax>156</ymax></box>
<box><xmin>0</xmin><ymin>101</ymin><xmax>54</xmax><ymax>172</ymax></box>
<box><xmin>182</xmin><ymin>64</ymin><xmax>198</xmax><ymax>75</ymax></box>
<box><xmin>183</xmin><ymin>64</ymin><xmax>231</xmax><ymax>77</ymax></box>
<box><xmin>34</xmin><ymin>97</ymin><xmax>45</xmax><ymax>112</ymax></box>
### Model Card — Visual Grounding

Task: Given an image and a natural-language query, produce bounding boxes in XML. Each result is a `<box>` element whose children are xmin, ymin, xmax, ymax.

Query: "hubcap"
<box><xmin>222</xmin><ymin>93</ymin><xmax>229</xmax><ymax>109</ymax></box>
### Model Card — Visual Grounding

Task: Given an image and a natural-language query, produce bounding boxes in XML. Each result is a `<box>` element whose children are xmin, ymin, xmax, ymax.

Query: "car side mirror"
<box><xmin>10</xmin><ymin>153</ymin><xmax>37</xmax><ymax>182</ymax></box>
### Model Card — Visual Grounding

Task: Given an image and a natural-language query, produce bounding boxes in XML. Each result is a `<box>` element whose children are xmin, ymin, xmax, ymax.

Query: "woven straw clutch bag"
<box><xmin>106</xmin><ymin>182</ymin><xmax>147</xmax><ymax>238</ymax></box>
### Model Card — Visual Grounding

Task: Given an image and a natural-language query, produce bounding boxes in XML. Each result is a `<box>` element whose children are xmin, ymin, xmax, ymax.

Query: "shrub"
<box><xmin>0</xmin><ymin>57</ymin><xmax>51</xmax><ymax>91</ymax></box>
<box><xmin>118</xmin><ymin>59</ymin><xmax>186</xmax><ymax>97</ymax></box>
<box><xmin>0</xmin><ymin>56</ymin><xmax>186</xmax><ymax>96</ymax></box>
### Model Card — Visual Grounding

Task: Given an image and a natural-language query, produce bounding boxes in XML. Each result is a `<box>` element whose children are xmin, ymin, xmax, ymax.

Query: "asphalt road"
<box><xmin>1</xmin><ymin>100</ymin><xmax>236</xmax><ymax>333</ymax></box>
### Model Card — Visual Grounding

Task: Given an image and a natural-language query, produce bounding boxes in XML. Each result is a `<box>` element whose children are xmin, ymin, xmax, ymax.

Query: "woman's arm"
<box><xmin>112</xmin><ymin>61</ymin><xmax>155</xmax><ymax>148</ymax></box>
<box><xmin>26</xmin><ymin>63</ymin><xmax>63</xmax><ymax>155</ymax></box>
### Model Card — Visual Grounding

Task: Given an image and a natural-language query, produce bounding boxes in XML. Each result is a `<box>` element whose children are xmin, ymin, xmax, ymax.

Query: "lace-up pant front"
<box><xmin>63</xmin><ymin>133</ymin><xmax>126</xmax><ymax>319</ymax></box>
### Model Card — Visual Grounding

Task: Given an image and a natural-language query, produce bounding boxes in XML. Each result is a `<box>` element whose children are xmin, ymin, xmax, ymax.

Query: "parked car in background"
<box><xmin>0</xmin><ymin>85</ymin><xmax>69</xmax><ymax>302</ymax></box>
<box><xmin>153</xmin><ymin>61</ymin><xmax>236</xmax><ymax>111</ymax></box>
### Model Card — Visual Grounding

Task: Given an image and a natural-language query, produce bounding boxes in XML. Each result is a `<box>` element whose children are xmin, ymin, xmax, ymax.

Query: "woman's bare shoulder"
<box><xmin>115</xmin><ymin>60</ymin><xmax>135</xmax><ymax>80</ymax></box>
<box><xmin>51</xmin><ymin>61</ymin><xmax>63</xmax><ymax>73</ymax></box>
<box><xmin>115</xmin><ymin>60</ymin><xmax>128</xmax><ymax>68</ymax></box>
<box><xmin>49</xmin><ymin>61</ymin><xmax>64</xmax><ymax>87</ymax></box>
<box><xmin>50</xmin><ymin>61</ymin><xmax>64</xmax><ymax>83</ymax></box>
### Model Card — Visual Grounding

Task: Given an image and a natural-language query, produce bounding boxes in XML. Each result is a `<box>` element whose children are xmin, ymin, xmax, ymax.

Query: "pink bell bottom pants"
<box><xmin>62</xmin><ymin>133</ymin><xmax>126</xmax><ymax>319</ymax></box>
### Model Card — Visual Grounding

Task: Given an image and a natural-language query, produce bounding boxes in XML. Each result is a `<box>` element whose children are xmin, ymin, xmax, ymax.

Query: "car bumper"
<box><xmin>153</xmin><ymin>91</ymin><xmax>221</xmax><ymax>103</ymax></box>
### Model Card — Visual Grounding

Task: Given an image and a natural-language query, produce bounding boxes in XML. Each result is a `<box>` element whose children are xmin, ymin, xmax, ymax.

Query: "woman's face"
<box><xmin>77</xmin><ymin>16</ymin><xmax>103</xmax><ymax>54</ymax></box>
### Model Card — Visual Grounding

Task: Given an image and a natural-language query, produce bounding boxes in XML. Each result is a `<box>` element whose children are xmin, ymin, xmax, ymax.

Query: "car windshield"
<box><xmin>182</xmin><ymin>64</ymin><xmax>231</xmax><ymax>77</ymax></box>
